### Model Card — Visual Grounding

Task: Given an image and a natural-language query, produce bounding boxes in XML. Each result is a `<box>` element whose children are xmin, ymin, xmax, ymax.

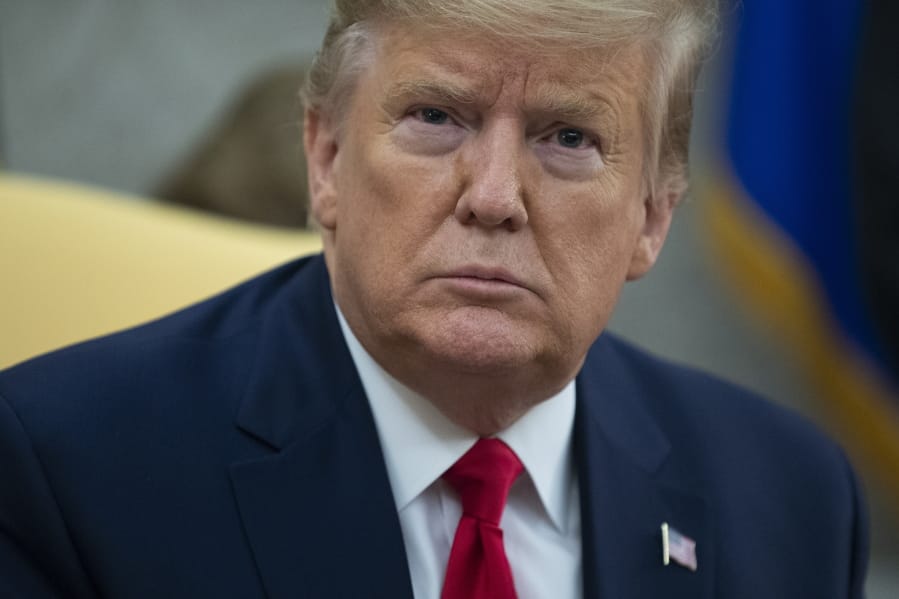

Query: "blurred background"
<box><xmin>1</xmin><ymin>0</ymin><xmax>897</xmax><ymax>594</ymax></box>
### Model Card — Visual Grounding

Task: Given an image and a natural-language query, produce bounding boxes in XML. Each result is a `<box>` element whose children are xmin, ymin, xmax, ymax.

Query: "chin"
<box><xmin>411</xmin><ymin>306</ymin><xmax>546</xmax><ymax>374</ymax></box>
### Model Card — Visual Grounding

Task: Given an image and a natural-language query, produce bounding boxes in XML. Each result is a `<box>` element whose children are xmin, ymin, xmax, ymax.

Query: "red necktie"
<box><xmin>441</xmin><ymin>438</ymin><xmax>524</xmax><ymax>599</ymax></box>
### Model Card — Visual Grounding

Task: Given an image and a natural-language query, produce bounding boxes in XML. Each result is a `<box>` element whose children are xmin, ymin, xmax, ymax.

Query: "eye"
<box><xmin>533</xmin><ymin>124</ymin><xmax>604</xmax><ymax>178</ymax></box>
<box><xmin>395</xmin><ymin>106</ymin><xmax>466</xmax><ymax>155</ymax></box>
<box><xmin>416</xmin><ymin>107</ymin><xmax>450</xmax><ymax>125</ymax></box>
<box><xmin>556</xmin><ymin>128</ymin><xmax>588</xmax><ymax>149</ymax></box>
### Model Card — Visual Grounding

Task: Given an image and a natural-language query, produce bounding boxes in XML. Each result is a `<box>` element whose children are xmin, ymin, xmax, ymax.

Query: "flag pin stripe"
<box><xmin>661</xmin><ymin>522</ymin><xmax>698</xmax><ymax>572</ymax></box>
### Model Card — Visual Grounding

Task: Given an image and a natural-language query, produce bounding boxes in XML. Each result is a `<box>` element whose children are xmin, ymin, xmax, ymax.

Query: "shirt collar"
<box><xmin>336</xmin><ymin>305</ymin><xmax>576</xmax><ymax>533</ymax></box>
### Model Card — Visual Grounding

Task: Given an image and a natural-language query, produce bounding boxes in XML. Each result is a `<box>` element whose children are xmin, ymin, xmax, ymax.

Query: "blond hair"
<box><xmin>302</xmin><ymin>0</ymin><xmax>719</xmax><ymax>205</ymax></box>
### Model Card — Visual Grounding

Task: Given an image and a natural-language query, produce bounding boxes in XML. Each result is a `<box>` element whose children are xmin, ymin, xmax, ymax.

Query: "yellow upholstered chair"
<box><xmin>0</xmin><ymin>173</ymin><xmax>321</xmax><ymax>369</ymax></box>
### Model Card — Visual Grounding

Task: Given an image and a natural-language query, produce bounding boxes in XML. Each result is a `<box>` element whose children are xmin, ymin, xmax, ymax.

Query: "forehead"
<box><xmin>367</xmin><ymin>20</ymin><xmax>649</xmax><ymax>112</ymax></box>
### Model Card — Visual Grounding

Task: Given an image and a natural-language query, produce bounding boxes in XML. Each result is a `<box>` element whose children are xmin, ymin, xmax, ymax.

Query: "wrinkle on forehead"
<box><xmin>380</xmin><ymin>30</ymin><xmax>642</xmax><ymax>102</ymax></box>
<box><xmin>368</xmin><ymin>20</ymin><xmax>646</xmax><ymax>156</ymax></box>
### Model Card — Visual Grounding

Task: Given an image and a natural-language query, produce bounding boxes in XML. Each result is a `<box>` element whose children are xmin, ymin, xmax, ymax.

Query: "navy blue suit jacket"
<box><xmin>0</xmin><ymin>254</ymin><xmax>867</xmax><ymax>598</ymax></box>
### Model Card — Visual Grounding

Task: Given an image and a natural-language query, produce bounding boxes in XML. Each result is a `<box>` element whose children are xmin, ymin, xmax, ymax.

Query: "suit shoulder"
<box><xmin>588</xmin><ymin>333</ymin><xmax>851</xmax><ymax>475</ymax></box>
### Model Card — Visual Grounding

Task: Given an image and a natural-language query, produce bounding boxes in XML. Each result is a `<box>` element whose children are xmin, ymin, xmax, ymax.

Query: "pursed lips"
<box><xmin>434</xmin><ymin>265</ymin><xmax>536</xmax><ymax>297</ymax></box>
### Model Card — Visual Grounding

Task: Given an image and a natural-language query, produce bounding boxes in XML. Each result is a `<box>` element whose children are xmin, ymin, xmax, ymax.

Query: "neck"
<box><xmin>378</xmin><ymin>352</ymin><xmax>580</xmax><ymax>436</ymax></box>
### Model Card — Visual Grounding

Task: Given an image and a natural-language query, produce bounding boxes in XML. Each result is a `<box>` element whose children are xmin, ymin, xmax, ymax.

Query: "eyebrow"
<box><xmin>383</xmin><ymin>79</ymin><xmax>479</xmax><ymax>107</ymax></box>
<box><xmin>527</xmin><ymin>84</ymin><xmax>612</xmax><ymax>124</ymax></box>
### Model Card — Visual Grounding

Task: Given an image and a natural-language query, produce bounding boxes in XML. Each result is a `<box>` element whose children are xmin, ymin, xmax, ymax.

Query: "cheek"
<box><xmin>540</xmin><ymin>177</ymin><xmax>641</xmax><ymax>261</ymax></box>
<box><xmin>341</xmin><ymin>134</ymin><xmax>461</xmax><ymax>225</ymax></box>
<box><xmin>534</xmin><ymin>181</ymin><xmax>643</xmax><ymax>316</ymax></box>
<box><xmin>331</xmin><ymin>135</ymin><xmax>461</xmax><ymax>287</ymax></box>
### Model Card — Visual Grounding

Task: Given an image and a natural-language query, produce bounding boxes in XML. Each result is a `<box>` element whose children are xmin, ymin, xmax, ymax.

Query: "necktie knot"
<box><xmin>442</xmin><ymin>438</ymin><xmax>523</xmax><ymax>525</ymax></box>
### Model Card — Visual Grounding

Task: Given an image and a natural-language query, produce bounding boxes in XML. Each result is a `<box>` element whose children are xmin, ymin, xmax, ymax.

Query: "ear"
<box><xmin>626</xmin><ymin>184</ymin><xmax>677</xmax><ymax>281</ymax></box>
<box><xmin>303</xmin><ymin>107</ymin><xmax>340</xmax><ymax>231</ymax></box>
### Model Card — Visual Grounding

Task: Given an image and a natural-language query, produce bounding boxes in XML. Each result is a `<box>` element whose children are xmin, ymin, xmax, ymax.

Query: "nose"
<box><xmin>453</xmin><ymin>123</ymin><xmax>528</xmax><ymax>231</ymax></box>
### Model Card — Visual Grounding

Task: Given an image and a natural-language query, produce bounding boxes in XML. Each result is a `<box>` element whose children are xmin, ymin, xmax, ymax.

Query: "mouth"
<box><xmin>433</xmin><ymin>265</ymin><xmax>533</xmax><ymax>299</ymax></box>
<box><xmin>449</xmin><ymin>265</ymin><xmax>525</xmax><ymax>285</ymax></box>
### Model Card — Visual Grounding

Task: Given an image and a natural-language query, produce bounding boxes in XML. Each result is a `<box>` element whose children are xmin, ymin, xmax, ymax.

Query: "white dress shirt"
<box><xmin>336</xmin><ymin>307</ymin><xmax>582</xmax><ymax>599</ymax></box>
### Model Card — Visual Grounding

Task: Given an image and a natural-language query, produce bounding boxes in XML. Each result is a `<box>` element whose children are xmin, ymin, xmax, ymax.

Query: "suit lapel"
<box><xmin>228</xmin><ymin>256</ymin><xmax>413</xmax><ymax>599</ymax></box>
<box><xmin>576</xmin><ymin>338</ymin><xmax>714</xmax><ymax>599</ymax></box>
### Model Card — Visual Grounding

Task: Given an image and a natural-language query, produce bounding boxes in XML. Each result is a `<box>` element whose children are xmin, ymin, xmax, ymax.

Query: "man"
<box><xmin>0</xmin><ymin>1</ymin><xmax>867</xmax><ymax>598</ymax></box>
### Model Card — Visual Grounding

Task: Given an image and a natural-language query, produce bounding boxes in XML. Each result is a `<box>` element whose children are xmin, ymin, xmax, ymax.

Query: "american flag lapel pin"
<box><xmin>661</xmin><ymin>522</ymin><xmax>698</xmax><ymax>572</ymax></box>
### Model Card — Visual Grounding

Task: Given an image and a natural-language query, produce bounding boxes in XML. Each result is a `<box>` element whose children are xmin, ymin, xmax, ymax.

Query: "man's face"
<box><xmin>306</xmin><ymin>22</ymin><xmax>673</xmax><ymax>406</ymax></box>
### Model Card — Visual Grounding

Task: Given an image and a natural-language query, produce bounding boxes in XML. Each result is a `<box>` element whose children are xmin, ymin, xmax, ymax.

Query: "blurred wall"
<box><xmin>0</xmin><ymin>0</ymin><xmax>327</xmax><ymax>191</ymax></box>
